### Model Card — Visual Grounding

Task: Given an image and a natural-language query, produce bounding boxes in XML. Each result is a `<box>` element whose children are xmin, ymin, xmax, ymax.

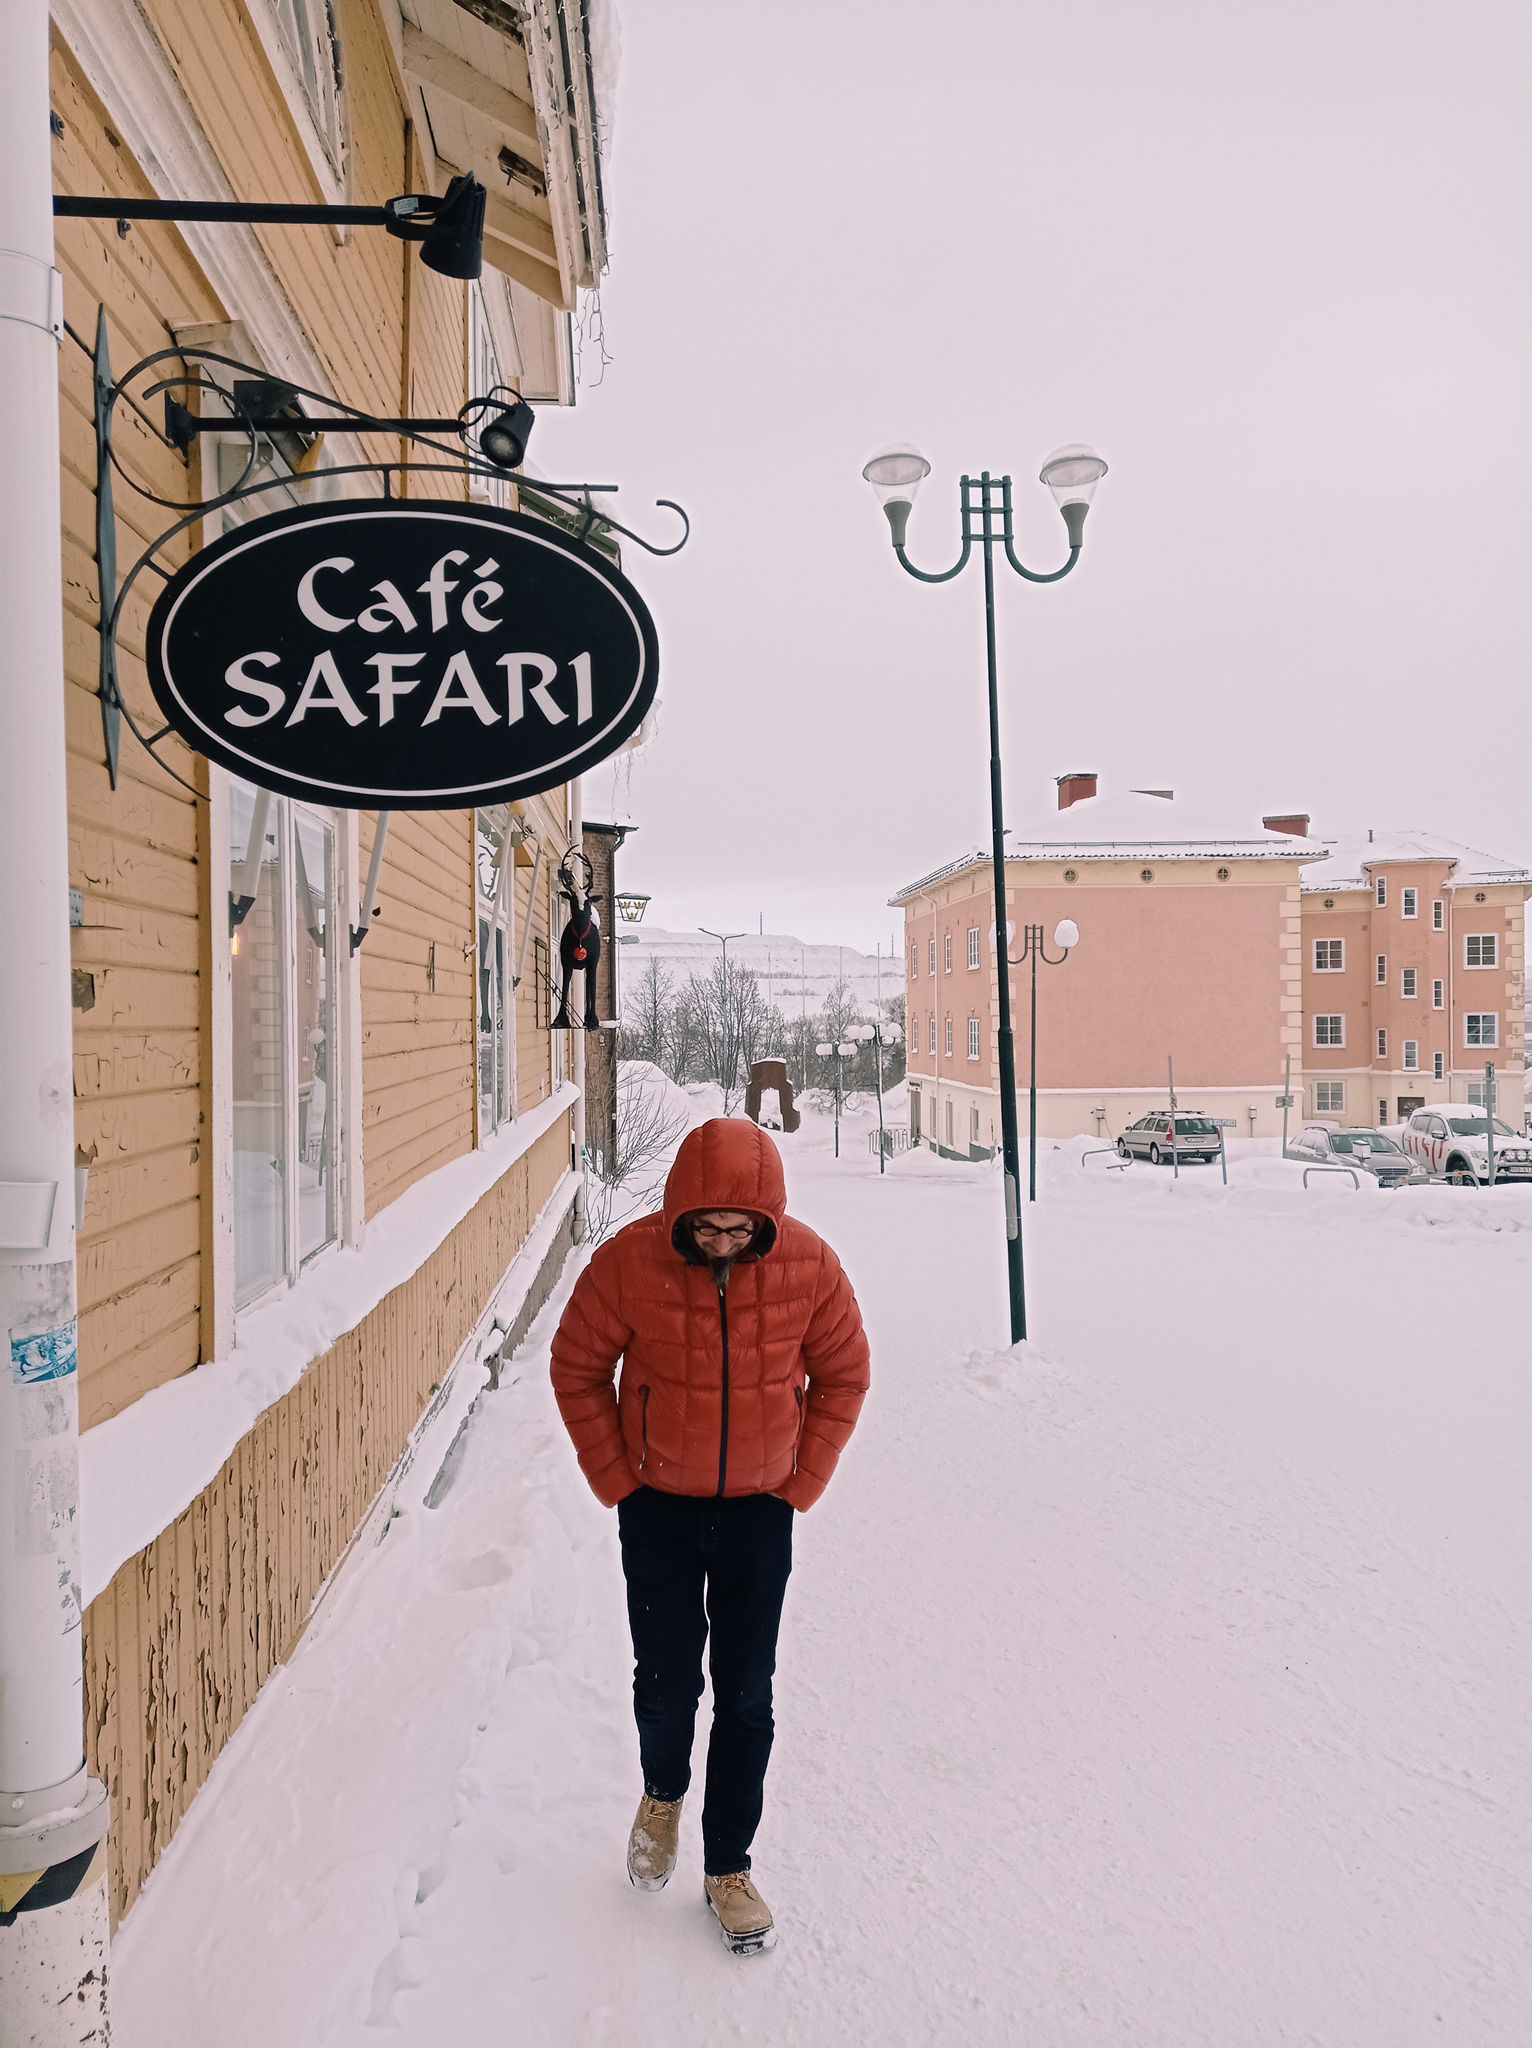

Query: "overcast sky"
<box><xmin>540</xmin><ymin>0</ymin><xmax>1530</xmax><ymax>955</ymax></box>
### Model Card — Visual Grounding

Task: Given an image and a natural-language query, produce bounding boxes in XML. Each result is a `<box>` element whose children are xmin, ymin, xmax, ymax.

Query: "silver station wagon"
<box><xmin>1116</xmin><ymin>1112</ymin><xmax>1222</xmax><ymax>1165</ymax></box>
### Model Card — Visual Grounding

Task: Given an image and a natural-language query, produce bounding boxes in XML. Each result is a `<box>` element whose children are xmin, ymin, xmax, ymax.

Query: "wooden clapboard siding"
<box><xmin>84</xmin><ymin>1118</ymin><xmax>574</xmax><ymax>1925</ymax></box>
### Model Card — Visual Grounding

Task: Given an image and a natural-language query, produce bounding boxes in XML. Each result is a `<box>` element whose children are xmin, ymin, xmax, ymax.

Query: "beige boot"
<box><xmin>703</xmin><ymin>1870</ymin><xmax>777</xmax><ymax>1956</ymax></box>
<box><xmin>627</xmin><ymin>1794</ymin><xmax>683</xmax><ymax>1890</ymax></box>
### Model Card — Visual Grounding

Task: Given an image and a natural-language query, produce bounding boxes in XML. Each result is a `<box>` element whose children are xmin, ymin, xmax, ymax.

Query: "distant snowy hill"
<box><xmin>617</xmin><ymin>927</ymin><xmax>900</xmax><ymax>1023</ymax></box>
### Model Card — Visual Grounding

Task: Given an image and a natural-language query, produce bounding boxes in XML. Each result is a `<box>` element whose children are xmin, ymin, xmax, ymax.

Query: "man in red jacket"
<box><xmin>550</xmin><ymin>1117</ymin><xmax>870</xmax><ymax>1955</ymax></box>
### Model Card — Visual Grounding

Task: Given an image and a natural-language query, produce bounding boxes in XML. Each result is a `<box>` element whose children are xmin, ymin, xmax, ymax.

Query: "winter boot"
<box><xmin>703</xmin><ymin>1870</ymin><xmax>776</xmax><ymax>1956</ymax></box>
<box><xmin>627</xmin><ymin>1794</ymin><xmax>683</xmax><ymax>1890</ymax></box>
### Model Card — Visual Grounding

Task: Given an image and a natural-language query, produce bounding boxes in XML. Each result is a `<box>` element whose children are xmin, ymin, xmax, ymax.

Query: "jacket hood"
<box><xmin>663</xmin><ymin>1119</ymin><xmax>786</xmax><ymax>1259</ymax></box>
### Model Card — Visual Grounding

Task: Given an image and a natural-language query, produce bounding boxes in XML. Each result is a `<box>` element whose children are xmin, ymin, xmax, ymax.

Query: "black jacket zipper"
<box><xmin>715</xmin><ymin>1274</ymin><xmax>731</xmax><ymax>1498</ymax></box>
<box><xmin>638</xmin><ymin>1385</ymin><xmax>651</xmax><ymax>1472</ymax></box>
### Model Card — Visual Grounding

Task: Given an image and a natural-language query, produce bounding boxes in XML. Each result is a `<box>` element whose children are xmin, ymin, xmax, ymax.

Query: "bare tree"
<box><xmin>621</xmin><ymin>954</ymin><xmax>674</xmax><ymax>1069</ymax></box>
<box><xmin>585</xmin><ymin>1063</ymin><xmax>693</xmax><ymax>1244</ymax></box>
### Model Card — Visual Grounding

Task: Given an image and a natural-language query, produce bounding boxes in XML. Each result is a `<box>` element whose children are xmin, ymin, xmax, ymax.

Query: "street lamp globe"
<box><xmin>815</xmin><ymin>1042</ymin><xmax>832</xmax><ymax>1059</ymax></box>
<box><xmin>1053</xmin><ymin>918</ymin><xmax>1080</xmax><ymax>951</ymax></box>
<box><xmin>837</xmin><ymin>1041</ymin><xmax>856</xmax><ymax>1058</ymax></box>
<box><xmin>1039</xmin><ymin>443</ymin><xmax>1108</xmax><ymax>549</ymax></box>
<box><xmin>861</xmin><ymin>443</ymin><xmax>931</xmax><ymax>548</ymax></box>
<box><xmin>846</xmin><ymin>1024</ymin><xmax>873</xmax><ymax>1043</ymax></box>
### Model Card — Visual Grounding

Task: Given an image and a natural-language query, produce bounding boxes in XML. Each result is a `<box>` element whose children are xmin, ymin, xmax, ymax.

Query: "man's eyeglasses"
<box><xmin>690</xmin><ymin>1219</ymin><xmax>757</xmax><ymax>1244</ymax></box>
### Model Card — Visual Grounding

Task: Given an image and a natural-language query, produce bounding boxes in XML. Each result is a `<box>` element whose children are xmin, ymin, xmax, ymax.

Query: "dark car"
<box><xmin>1287</xmin><ymin>1123</ymin><xmax>1422</xmax><ymax>1187</ymax></box>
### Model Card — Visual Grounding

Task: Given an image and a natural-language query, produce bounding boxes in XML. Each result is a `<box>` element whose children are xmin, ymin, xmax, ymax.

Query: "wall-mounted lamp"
<box><xmin>165</xmin><ymin>377</ymin><xmax>534</xmax><ymax>473</ymax></box>
<box><xmin>54</xmin><ymin>172</ymin><xmax>488</xmax><ymax>280</ymax></box>
<box><xmin>616</xmin><ymin>892</ymin><xmax>651</xmax><ymax>924</ymax></box>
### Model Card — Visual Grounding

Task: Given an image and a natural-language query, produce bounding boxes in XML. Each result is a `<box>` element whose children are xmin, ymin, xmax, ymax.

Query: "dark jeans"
<box><xmin>616</xmin><ymin>1485</ymin><xmax>794</xmax><ymax>1876</ymax></box>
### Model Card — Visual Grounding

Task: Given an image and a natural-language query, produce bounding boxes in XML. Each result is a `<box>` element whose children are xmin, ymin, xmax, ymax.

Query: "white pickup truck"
<box><xmin>1401</xmin><ymin>1106</ymin><xmax>1532</xmax><ymax>1186</ymax></box>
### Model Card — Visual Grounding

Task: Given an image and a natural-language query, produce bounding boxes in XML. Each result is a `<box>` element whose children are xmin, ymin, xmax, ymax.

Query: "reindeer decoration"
<box><xmin>551</xmin><ymin>851</ymin><xmax>603</xmax><ymax>1030</ymax></box>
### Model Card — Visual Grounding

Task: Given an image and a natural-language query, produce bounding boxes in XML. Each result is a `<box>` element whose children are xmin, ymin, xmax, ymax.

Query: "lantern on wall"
<box><xmin>616</xmin><ymin>891</ymin><xmax>651</xmax><ymax>924</ymax></box>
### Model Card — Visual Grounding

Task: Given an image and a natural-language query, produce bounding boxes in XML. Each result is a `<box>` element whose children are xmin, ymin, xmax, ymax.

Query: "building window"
<box><xmin>1403</xmin><ymin>1040</ymin><xmax>1419</xmax><ymax>1071</ymax></box>
<box><xmin>967</xmin><ymin>927</ymin><xmax>980</xmax><ymax>970</ymax></box>
<box><xmin>1314</xmin><ymin>1014</ymin><xmax>1344</xmax><ymax>1047</ymax></box>
<box><xmin>1313</xmin><ymin>938</ymin><xmax>1344</xmax><ymax>972</ymax></box>
<box><xmin>928</xmin><ymin>1015</ymin><xmax>936</xmax><ymax>1056</ymax></box>
<box><xmin>1375</xmin><ymin>954</ymin><xmax>1387</xmax><ymax>984</ymax></box>
<box><xmin>1465</xmin><ymin>1014</ymin><xmax>1498</xmax><ymax>1048</ymax></box>
<box><xmin>1401</xmin><ymin>967</ymin><xmax>1417</xmax><ymax>998</ymax></box>
<box><xmin>944</xmin><ymin>932</ymin><xmax>953</xmax><ymax>973</ymax></box>
<box><xmin>1376</xmin><ymin>1028</ymin><xmax>1388</xmax><ymax>1059</ymax></box>
<box><xmin>475</xmin><ymin>809</ymin><xmax>517</xmax><ymax>1134</ymax></box>
<box><xmin>967</xmin><ymin>1018</ymin><xmax>980</xmax><ymax>1060</ymax></box>
<box><xmin>970</xmin><ymin>1106</ymin><xmax>980</xmax><ymax>1149</ymax></box>
<box><xmin>944</xmin><ymin>1099</ymin><xmax>954</xmax><ymax>1150</ymax></box>
<box><xmin>1467</xmin><ymin>1079</ymin><xmax>1487</xmax><ymax>1107</ymax></box>
<box><xmin>1432</xmin><ymin>979</ymin><xmax>1444</xmax><ymax>1009</ymax></box>
<box><xmin>259</xmin><ymin>0</ymin><xmax>348</xmax><ymax>188</ymax></box>
<box><xmin>1378</xmin><ymin>1098</ymin><xmax>1388</xmax><ymax>1126</ymax></box>
<box><xmin>1433</xmin><ymin>1052</ymin><xmax>1445</xmax><ymax>1080</ymax></box>
<box><xmin>928</xmin><ymin>938</ymin><xmax>936</xmax><ymax>976</ymax></box>
<box><xmin>944</xmin><ymin>1016</ymin><xmax>953</xmax><ymax>1058</ymax></box>
<box><xmin>1432</xmin><ymin>899</ymin><xmax>1444</xmax><ymax>931</ymax></box>
<box><xmin>1402</xmin><ymin>887</ymin><xmax>1418</xmax><ymax>918</ymax></box>
<box><xmin>1315</xmin><ymin>1080</ymin><xmax>1345</xmax><ymax>1114</ymax></box>
<box><xmin>1464</xmin><ymin>934</ymin><xmax>1498</xmax><ymax>968</ymax></box>
<box><xmin>229</xmin><ymin>782</ymin><xmax>342</xmax><ymax>1310</ymax></box>
<box><xmin>1375</xmin><ymin>876</ymin><xmax>1387</xmax><ymax>907</ymax></box>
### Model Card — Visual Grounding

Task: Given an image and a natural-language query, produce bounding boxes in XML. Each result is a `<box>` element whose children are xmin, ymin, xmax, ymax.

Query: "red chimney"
<box><xmin>1262</xmin><ymin>812</ymin><xmax>1311</xmax><ymax>838</ymax></box>
<box><xmin>1056</xmin><ymin>771</ymin><xmax>1098</xmax><ymax>811</ymax></box>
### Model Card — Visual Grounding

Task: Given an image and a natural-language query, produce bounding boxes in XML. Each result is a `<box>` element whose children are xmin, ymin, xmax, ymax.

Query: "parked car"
<box><xmin>1116</xmin><ymin>1112</ymin><xmax>1223</xmax><ymax>1164</ymax></box>
<box><xmin>1287</xmin><ymin>1123</ymin><xmax>1422</xmax><ymax>1187</ymax></box>
<box><xmin>1401</xmin><ymin>1106</ymin><xmax>1532</xmax><ymax>1186</ymax></box>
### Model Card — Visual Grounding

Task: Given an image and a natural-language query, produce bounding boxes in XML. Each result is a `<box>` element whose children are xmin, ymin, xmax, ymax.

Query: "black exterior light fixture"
<box><xmin>54</xmin><ymin>171</ymin><xmax>488</xmax><ymax>281</ymax></box>
<box><xmin>615</xmin><ymin>892</ymin><xmax>651</xmax><ymax>923</ymax></box>
<box><xmin>862</xmin><ymin>436</ymin><xmax>1108</xmax><ymax>1345</ymax></box>
<box><xmin>163</xmin><ymin>376</ymin><xmax>535</xmax><ymax>474</ymax></box>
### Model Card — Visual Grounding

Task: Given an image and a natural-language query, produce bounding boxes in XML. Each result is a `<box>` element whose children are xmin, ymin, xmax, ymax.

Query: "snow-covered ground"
<box><xmin>111</xmin><ymin>1103</ymin><xmax>1530</xmax><ymax>2046</ymax></box>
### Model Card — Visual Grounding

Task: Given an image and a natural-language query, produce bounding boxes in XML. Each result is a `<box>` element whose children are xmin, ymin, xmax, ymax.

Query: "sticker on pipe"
<box><xmin>144</xmin><ymin>502</ymin><xmax>660</xmax><ymax>808</ymax></box>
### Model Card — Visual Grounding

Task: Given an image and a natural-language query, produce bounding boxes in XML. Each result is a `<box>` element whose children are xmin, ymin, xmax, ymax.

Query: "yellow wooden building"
<box><xmin>46</xmin><ymin>0</ymin><xmax>611</xmax><ymax>1922</ymax></box>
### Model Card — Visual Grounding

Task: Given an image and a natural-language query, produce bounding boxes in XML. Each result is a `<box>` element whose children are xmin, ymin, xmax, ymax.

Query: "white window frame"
<box><xmin>1376</xmin><ymin>1028</ymin><xmax>1388</xmax><ymax>1060</ymax></box>
<box><xmin>1464</xmin><ymin>1013</ymin><xmax>1499</xmax><ymax>1048</ymax></box>
<box><xmin>1401</xmin><ymin>887</ymin><xmax>1418</xmax><ymax>919</ymax></box>
<box><xmin>475</xmin><ymin>810</ymin><xmax>519</xmax><ymax>1138</ymax></box>
<box><xmin>1313</xmin><ymin>937</ymin><xmax>1345</xmax><ymax>972</ymax></box>
<box><xmin>928</xmin><ymin>1015</ymin><xmax>936</xmax><ymax>1056</ymax></box>
<box><xmin>1467</xmin><ymin>1079</ymin><xmax>1488</xmax><ymax>1107</ymax></box>
<box><xmin>1402</xmin><ymin>1040</ymin><xmax>1419</xmax><ymax>1072</ymax></box>
<box><xmin>928</xmin><ymin>938</ymin><xmax>936</xmax><ymax>977</ymax></box>
<box><xmin>944</xmin><ymin>1015</ymin><xmax>953</xmax><ymax>1059</ymax></box>
<box><xmin>1400</xmin><ymin>967</ymin><xmax>1417</xmax><ymax>998</ymax></box>
<box><xmin>206</xmin><ymin>424</ymin><xmax>359</xmax><ymax>1354</ymax></box>
<box><xmin>1464</xmin><ymin>933</ymin><xmax>1498</xmax><ymax>969</ymax></box>
<box><xmin>1433</xmin><ymin>1051</ymin><xmax>1445</xmax><ymax>1081</ymax></box>
<box><xmin>967</xmin><ymin>1018</ymin><xmax>980</xmax><ymax>1060</ymax></box>
<box><xmin>1375</xmin><ymin>876</ymin><xmax>1387</xmax><ymax>907</ymax></box>
<box><xmin>1315</xmin><ymin>1079</ymin><xmax>1345</xmax><ymax>1115</ymax></box>
<box><xmin>967</xmin><ymin>927</ymin><xmax>981</xmax><ymax>970</ymax></box>
<box><xmin>1314</xmin><ymin>1014</ymin><xmax>1345</xmax><ymax>1047</ymax></box>
<box><xmin>1432</xmin><ymin>899</ymin><xmax>1445</xmax><ymax>931</ymax></box>
<box><xmin>247</xmin><ymin>0</ymin><xmax>350</xmax><ymax>204</ymax></box>
<box><xmin>944</xmin><ymin>932</ymin><xmax>953</xmax><ymax>974</ymax></box>
<box><xmin>1432</xmin><ymin>979</ymin><xmax>1444</xmax><ymax>1010</ymax></box>
<box><xmin>1375</xmin><ymin>953</ymin><xmax>1387</xmax><ymax>984</ymax></box>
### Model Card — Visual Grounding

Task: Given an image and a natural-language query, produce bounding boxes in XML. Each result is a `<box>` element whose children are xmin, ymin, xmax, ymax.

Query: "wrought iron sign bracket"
<box><xmin>76</xmin><ymin>333</ymin><xmax>690</xmax><ymax>799</ymax></box>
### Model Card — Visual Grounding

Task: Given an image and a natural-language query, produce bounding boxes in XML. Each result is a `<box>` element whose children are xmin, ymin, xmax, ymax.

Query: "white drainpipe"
<box><xmin>0</xmin><ymin>4</ymin><xmax>112</xmax><ymax>2034</ymax></box>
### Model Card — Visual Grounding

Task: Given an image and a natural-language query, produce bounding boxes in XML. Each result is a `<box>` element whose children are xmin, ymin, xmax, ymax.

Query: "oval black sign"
<box><xmin>144</xmin><ymin>500</ymin><xmax>659</xmax><ymax>808</ymax></box>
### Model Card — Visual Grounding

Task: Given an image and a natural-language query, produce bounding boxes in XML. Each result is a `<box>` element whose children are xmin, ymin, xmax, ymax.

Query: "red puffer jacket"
<box><xmin>550</xmin><ymin>1119</ymin><xmax>870</xmax><ymax>1511</ymax></box>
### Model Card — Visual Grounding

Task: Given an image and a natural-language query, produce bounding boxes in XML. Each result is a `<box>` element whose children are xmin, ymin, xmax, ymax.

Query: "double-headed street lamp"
<box><xmin>815</xmin><ymin>1039</ymin><xmax>857</xmax><ymax>1157</ymax></box>
<box><xmin>847</xmin><ymin>1018</ymin><xmax>903</xmax><ymax>1173</ymax></box>
<box><xmin>700</xmin><ymin>927</ymin><xmax>747</xmax><ymax>1095</ymax></box>
<box><xmin>863</xmin><ymin>442</ymin><xmax>1107</xmax><ymax>1343</ymax></box>
<box><xmin>1010</xmin><ymin>918</ymin><xmax>1079</xmax><ymax>1201</ymax></box>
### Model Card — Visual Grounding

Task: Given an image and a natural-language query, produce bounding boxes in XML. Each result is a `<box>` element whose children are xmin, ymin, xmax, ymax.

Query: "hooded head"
<box><xmin>663</xmin><ymin>1118</ymin><xmax>786</xmax><ymax>1265</ymax></box>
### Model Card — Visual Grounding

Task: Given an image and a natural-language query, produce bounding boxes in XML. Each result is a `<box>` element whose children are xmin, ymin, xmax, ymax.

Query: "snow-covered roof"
<box><xmin>1299</xmin><ymin>830</ymin><xmax>1532</xmax><ymax>892</ymax></box>
<box><xmin>891</xmin><ymin>790</ymin><xmax>1318</xmax><ymax>904</ymax></box>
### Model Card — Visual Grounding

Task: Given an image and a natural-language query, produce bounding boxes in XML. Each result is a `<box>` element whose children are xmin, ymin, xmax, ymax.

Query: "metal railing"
<box><xmin>1302</xmin><ymin>1164</ymin><xmax>1359</xmax><ymax>1190</ymax></box>
<box><xmin>869</xmin><ymin>1127</ymin><xmax>911</xmax><ymax>1159</ymax></box>
<box><xmin>1081</xmin><ymin>1145</ymin><xmax>1130</xmax><ymax>1171</ymax></box>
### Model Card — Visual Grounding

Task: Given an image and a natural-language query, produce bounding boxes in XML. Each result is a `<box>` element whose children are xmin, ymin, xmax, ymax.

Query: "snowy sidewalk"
<box><xmin>112</xmin><ymin>1122</ymin><xmax>1531</xmax><ymax>2046</ymax></box>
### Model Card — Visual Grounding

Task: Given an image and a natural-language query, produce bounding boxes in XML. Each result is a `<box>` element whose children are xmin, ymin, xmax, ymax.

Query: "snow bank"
<box><xmin>80</xmin><ymin>1084</ymin><xmax>579</xmax><ymax>1603</ymax></box>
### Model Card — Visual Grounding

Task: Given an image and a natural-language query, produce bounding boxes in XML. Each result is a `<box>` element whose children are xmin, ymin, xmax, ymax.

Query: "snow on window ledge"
<box><xmin>80</xmin><ymin>1083</ymin><xmax>579</xmax><ymax>1603</ymax></box>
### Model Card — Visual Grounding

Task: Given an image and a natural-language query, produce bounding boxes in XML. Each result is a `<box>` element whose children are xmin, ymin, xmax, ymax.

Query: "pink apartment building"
<box><xmin>893</xmin><ymin>777</ymin><xmax>1529</xmax><ymax>1158</ymax></box>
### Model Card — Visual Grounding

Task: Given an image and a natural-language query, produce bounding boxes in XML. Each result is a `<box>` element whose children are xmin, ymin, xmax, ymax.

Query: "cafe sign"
<box><xmin>144</xmin><ymin>501</ymin><xmax>659</xmax><ymax>807</ymax></box>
